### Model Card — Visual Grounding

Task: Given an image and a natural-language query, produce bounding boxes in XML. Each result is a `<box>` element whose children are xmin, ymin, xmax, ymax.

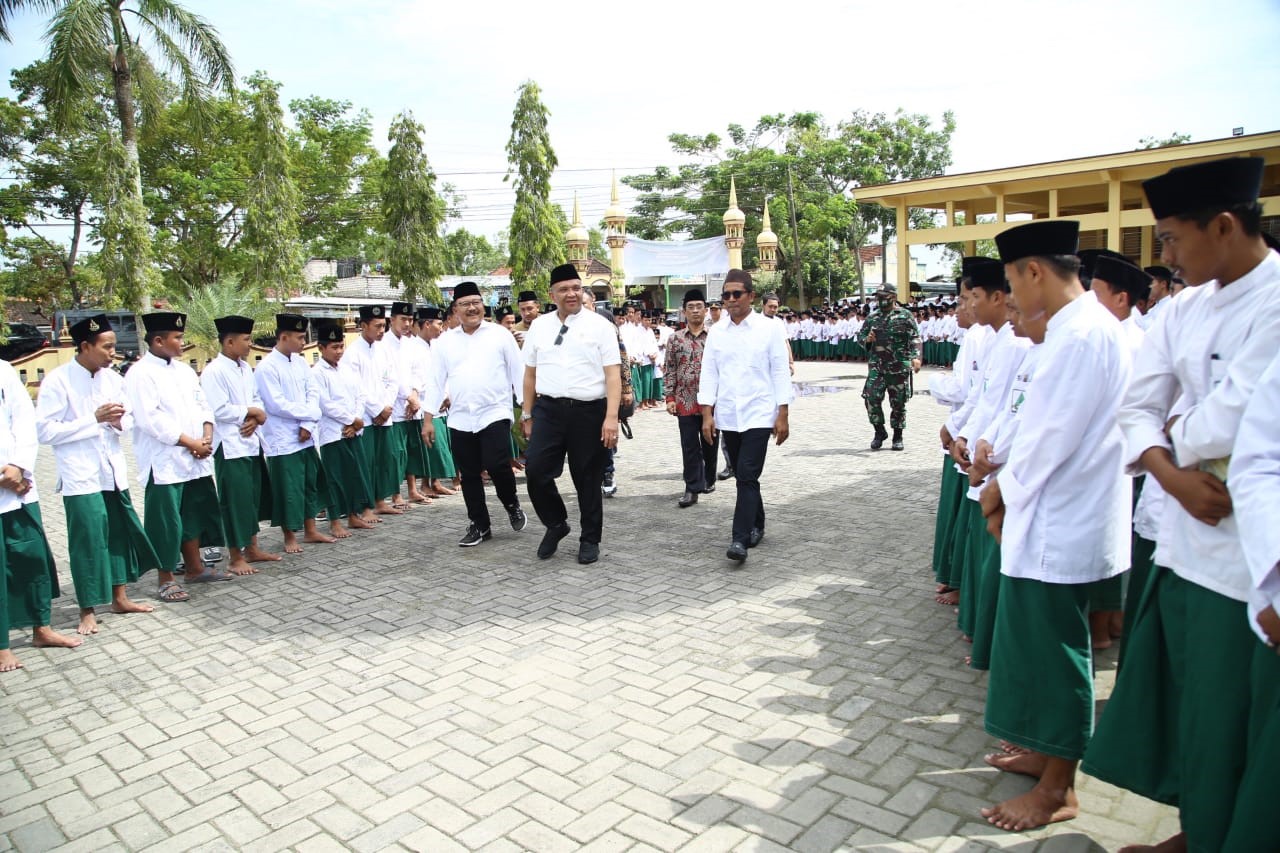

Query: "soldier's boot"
<box><xmin>891</xmin><ymin>429</ymin><xmax>904</xmax><ymax>451</ymax></box>
<box><xmin>870</xmin><ymin>427</ymin><xmax>888</xmax><ymax>450</ymax></box>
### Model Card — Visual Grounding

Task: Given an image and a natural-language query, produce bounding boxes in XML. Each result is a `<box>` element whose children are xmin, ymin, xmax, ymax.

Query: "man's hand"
<box><xmin>665</xmin><ymin>400</ymin><xmax>677</xmax><ymax>416</ymax></box>
<box><xmin>701</xmin><ymin>412</ymin><xmax>717</xmax><ymax>446</ymax></box>
<box><xmin>239</xmin><ymin>419</ymin><xmax>259</xmax><ymax>437</ymax></box>
<box><xmin>939</xmin><ymin>424</ymin><xmax>953</xmax><ymax>450</ymax></box>
<box><xmin>950</xmin><ymin>437</ymin><xmax>970</xmax><ymax>470</ymax></box>
<box><xmin>1165</xmin><ymin>467</ymin><xmax>1233</xmax><ymax>526</ymax></box>
<box><xmin>521</xmin><ymin>417</ymin><xmax>533</xmax><ymax>440</ymax></box>
<box><xmin>1257</xmin><ymin>605</ymin><xmax>1280</xmax><ymax>648</ymax></box>
<box><xmin>773</xmin><ymin>409</ymin><xmax>789</xmax><ymax>446</ymax></box>
<box><xmin>298</xmin><ymin>427</ymin><xmax>311</xmax><ymax>443</ymax></box>
<box><xmin>341</xmin><ymin>425</ymin><xmax>356</xmax><ymax>439</ymax></box>
<box><xmin>865</xmin><ymin>330</ymin><xmax>877</xmax><ymax>344</ymax></box>
<box><xmin>0</xmin><ymin>464</ymin><xmax>28</xmax><ymax>494</ymax></box>
<box><xmin>980</xmin><ymin>478</ymin><xmax>1005</xmax><ymax>543</ymax></box>
<box><xmin>601</xmin><ymin>414</ymin><xmax>619</xmax><ymax>448</ymax></box>
<box><xmin>970</xmin><ymin>439</ymin><xmax>999</xmax><ymax>479</ymax></box>
<box><xmin>180</xmin><ymin>435</ymin><xmax>211</xmax><ymax>459</ymax></box>
<box><xmin>351</xmin><ymin>417</ymin><xmax>364</xmax><ymax>432</ymax></box>
<box><xmin>405</xmin><ymin>398</ymin><xmax>419</xmax><ymax>419</ymax></box>
<box><xmin>911</xmin><ymin>358</ymin><xmax>922</xmax><ymax>373</ymax></box>
<box><xmin>247</xmin><ymin>406</ymin><xmax>267</xmax><ymax>424</ymax></box>
<box><xmin>94</xmin><ymin>402</ymin><xmax>126</xmax><ymax>425</ymax></box>
<box><xmin>422</xmin><ymin>419</ymin><xmax>435</xmax><ymax>448</ymax></box>
<box><xmin>373</xmin><ymin>406</ymin><xmax>392</xmax><ymax>426</ymax></box>
<box><xmin>439</xmin><ymin>397</ymin><xmax>451</xmax><ymax>413</ymax></box>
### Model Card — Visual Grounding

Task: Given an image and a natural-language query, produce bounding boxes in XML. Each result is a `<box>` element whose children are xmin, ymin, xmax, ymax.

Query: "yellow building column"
<box><xmin>1140</xmin><ymin>225</ymin><xmax>1154</xmax><ymax>266</ymax></box>
<box><xmin>1107</xmin><ymin>179</ymin><xmax>1122</xmax><ymax>251</ymax></box>
<box><xmin>895</xmin><ymin>199</ymin><xmax>910</xmax><ymax>301</ymax></box>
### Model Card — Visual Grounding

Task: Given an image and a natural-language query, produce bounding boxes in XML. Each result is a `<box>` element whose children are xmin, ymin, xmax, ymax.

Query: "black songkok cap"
<box><xmin>214</xmin><ymin>315</ymin><xmax>254</xmax><ymax>336</ymax></box>
<box><xmin>315</xmin><ymin>323</ymin><xmax>344</xmax><ymax>344</ymax></box>
<box><xmin>1143</xmin><ymin>265</ymin><xmax>1173</xmax><ymax>281</ymax></box>
<box><xmin>390</xmin><ymin>301</ymin><xmax>414</xmax><ymax>318</ymax></box>
<box><xmin>995</xmin><ymin>220</ymin><xmax>1080</xmax><ymax>264</ymax></box>
<box><xmin>1076</xmin><ymin>248</ymin><xmax>1129</xmax><ymax>278</ymax></box>
<box><xmin>1142</xmin><ymin>157</ymin><xmax>1265</xmax><ymax>220</ymax></box>
<box><xmin>70</xmin><ymin>313</ymin><xmax>111</xmax><ymax>344</ymax></box>
<box><xmin>141</xmin><ymin>312</ymin><xmax>186</xmax><ymax>334</ymax></box>
<box><xmin>549</xmin><ymin>263</ymin><xmax>579</xmax><ymax>286</ymax></box>
<box><xmin>454</xmin><ymin>281</ymin><xmax>481</xmax><ymax>301</ymax></box>
<box><xmin>276</xmin><ymin>313</ymin><xmax>308</xmax><ymax>334</ymax></box>
<box><xmin>495</xmin><ymin>306</ymin><xmax>514</xmax><ymax>320</ymax></box>
<box><xmin>1094</xmin><ymin>256</ymin><xmax>1153</xmax><ymax>301</ymax></box>
<box><xmin>420</xmin><ymin>306</ymin><xmax>444</xmax><ymax>321</ymax></box>
<box><xmin>517</xmin><ymin>290</ymin><xmax>538</xmax><ymax>303</ymax></box>
<box><xmin>358</xmin><ymin>305</ymin><xmax>387</xmax><ymax>322</ymax></box>
<box><xmin>962</xmin><ymin>257</ymin><xmax>1006</xmax><ymax>290</ymax></box>
<box><xmin>683</xmin><ymin>289</ymin><xmax>706</xmax><ymax>305</ymax></box>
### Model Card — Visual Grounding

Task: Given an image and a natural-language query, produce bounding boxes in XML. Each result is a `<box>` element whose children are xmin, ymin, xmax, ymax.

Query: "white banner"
<box><xmin>623</xmin><ymin>236</ymin><xmax>730</xmax><ymax>280</ymax></box>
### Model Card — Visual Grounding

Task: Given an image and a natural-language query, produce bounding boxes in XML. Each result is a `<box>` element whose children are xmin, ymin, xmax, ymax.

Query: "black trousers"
<box><xmin>525</xmin><ymin>397</ymin><xmax>608</xmax><ymax>543</ymax></box>
<box><xmin>677</xmin><ymin>415</ymin><xmax>718</xmax><ymax>492</ymax></box>
<box><xmin>449</xmin><ymin>420</ymin><xmax>519</xmax><ymax>531</ymax></box>
<box><xmin>722</xmin><ymin>428</ymin><xmax>771</xmax><ymax>544</ymax></box>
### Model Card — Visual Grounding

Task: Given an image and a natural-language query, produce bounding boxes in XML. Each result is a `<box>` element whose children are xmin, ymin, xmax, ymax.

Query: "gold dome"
<box><xmin>603</xmin><ymin>171</ymin><xmax>627</xmax><ymax>222</ymax></box>
<box><xmin>722</xmin><ymin>176</ymin><xmax>746</xmax><ymax>226</ymax></box>
<box><xmin>566</xmin><ymin>192</ymin><xmax>589</xmax><ymax>244</ymax></box>
<box><xmin>756</xmin><ymin>196</ymin><xmax>778</xmax><ymax>247</ymax></box>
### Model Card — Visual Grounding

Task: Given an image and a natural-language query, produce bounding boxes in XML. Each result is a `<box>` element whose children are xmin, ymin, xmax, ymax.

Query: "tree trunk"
<box><xmin>110</xmin><ymin>7</ymin><xmax>150</xmax><ymax>310</ymax></box>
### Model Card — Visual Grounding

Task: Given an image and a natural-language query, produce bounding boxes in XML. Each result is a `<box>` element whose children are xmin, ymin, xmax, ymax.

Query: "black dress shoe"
<box><xmin>747</xmin><ymin>528</ymin><xmax>764</xmax><ymax>548</ymax></box>
<box><xmin>537</xmin><ymin>522</ymin><xmax>571</xmax><ymax>559</ymax></box>
<box><xmin>891</xmin><ymin>430</ymin><xmax>904</xmax><ymax>451</ymax></box>
<box><xmin>726</xmin><ymin>542</ymin><xmax>747</xmax><ymax>563</ymax></box>
<box><xmin>678</xmin><ymin>490</ymin><xmax>698</xmax><ymax>508</ymax></box>
<box><xmin>717</xmin><ymin>467</ymin><xmax>734</xmax><ymax>481</ymax></box>
<box><xmin>870</xmin><ymin>428</ymin><xmax>887</xmax><ymax>450</ymax></box>
<box><xmin>578</xmin><ymin>541</ymin><xmax>599</xmax><ymax>564</ymax></box>
<box><xmin>702</xmin><ymin>482</ymin><xmax>715</xmax><ymax>494</ymax></box>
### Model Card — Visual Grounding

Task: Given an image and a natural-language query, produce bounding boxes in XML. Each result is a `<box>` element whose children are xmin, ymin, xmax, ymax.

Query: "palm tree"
<box><xmin>0</xmin><ymin>1</ymin><xmax>235</xmax><ymax>306</ymax></box>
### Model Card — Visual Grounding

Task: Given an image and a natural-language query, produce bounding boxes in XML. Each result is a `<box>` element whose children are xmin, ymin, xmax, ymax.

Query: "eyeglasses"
<box><xmin>722</xmin><ymin>290</ymin><xmax>748</xmax><ymax>300</ymax></box>
<box><xmin>554</xmin><ymin>324</ymin><xmax>569</xmax><ymax>346</ymax></box>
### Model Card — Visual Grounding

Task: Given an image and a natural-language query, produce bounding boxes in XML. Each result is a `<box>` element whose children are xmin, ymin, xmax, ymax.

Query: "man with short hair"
<box><xmin>200</xmin><ymin>315</ymin><xmax>280</xmax><ymax>575</ymax></box>
<box><xmin>341</xmin><ymin>305</ymin><xmax>401</xmax><ymax>516</ymax></box>
<box><xmin>521</xmin><ymin>264</ymin><xmax>622</xmax><ymax>564</ymax></box>
<box><xmin>384</xmin><ymin>302</ymin><xmax>421</xmax><ymax>508</ymax></box>
<box><xmin>666</xmin><ymin>289</ymin><xmax>718</xmax><ymax>507</ymax></box>
<box><xmin>125</xmin><ymin>312</ymin><xmax>226</xmax><ymax>602</ymax></box>
<box><xmin>312</xmin><ymin>322</ymin><xmax>377</xmax><ymax>537</ymax></box>
<box><xmin>699</xmin><ymin>269</ymin><xmax>793</xmax><ymax>564</ymax></box>
<box><xmin>255</xmin><ymin>314</ymin><xmax>334</xmax><ymax>553</ymax></box>
<box><xmin>513</xmin><ymin>290</ymin><xmax>540</xmax><ymax>333</ymax></box>
<box><xmin>761</xmin><ymin>292</ymin><xmax>795</xmax><ymax>375</ymax></box>
<box><xmin>1136</xmin><ymin>265</ymin><xmax>1174</xmax><ymax>329</ymax></box>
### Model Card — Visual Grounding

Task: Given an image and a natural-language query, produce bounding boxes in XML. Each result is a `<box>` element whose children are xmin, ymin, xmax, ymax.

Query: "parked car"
<box><xmin>0</xmin><ymin>322</ymin><xmax>50</xmax><ymax>361</ymax></box>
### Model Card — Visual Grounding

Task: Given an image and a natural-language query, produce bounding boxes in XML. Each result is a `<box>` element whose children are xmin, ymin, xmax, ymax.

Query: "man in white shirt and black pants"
<box><xmin>426</xmin><ymin>281</ymin><xmax>528</xmax><ymax>546</ymax></box>
<box><xmin>698</xmin><ymin>269</ymin><xmax>793</xmax><ymax>564</ymax></box>
<box><xmin>521</xmin><ymin>264</ymin><xmax>622</xmax><ymax>565</ymax></box>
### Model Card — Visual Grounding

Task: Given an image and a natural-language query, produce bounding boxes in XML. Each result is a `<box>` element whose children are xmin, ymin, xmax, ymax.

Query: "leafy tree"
<box><xmin>176</xmin><ymin>273</ymin><xmax>275</xmax><ymax>352</ymax></box>
<box><xmin>0</xmin><ymin>0</ymin><xmax>236</xmax><ymax>309</ymax></box>
<box><xmin>239</xmin><ymin>73</ymin><xmax>303</xmax><ymax>297</ymax></box>
<box><xmin>504</xmin><ymin>81</ymin><xmax>563</xmax><ymax>301</ymax></box>
<box><xmin>443</xmin><ymin>228</ymin><xmax>505</xmax><ymax>276</ymax></box>
<box><xmin>1139</xmin><ymin>132</ymin><xmax>1191</xmax><ymax>149</ymax></box>
<box><xmin>381</xmin><ymin>110</ymin><xmax>446</xmax><ymax>304</ymax></box>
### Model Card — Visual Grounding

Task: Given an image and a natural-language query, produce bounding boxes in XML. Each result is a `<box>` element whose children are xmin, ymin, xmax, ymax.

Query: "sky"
<box><xmin>4</xmin><ymin>0</ymin><xmax>1280</xmax><ymax>271</ymax></box>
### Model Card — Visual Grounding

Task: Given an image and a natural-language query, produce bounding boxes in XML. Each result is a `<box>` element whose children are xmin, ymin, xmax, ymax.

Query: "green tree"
<box><xmin>176</xmin><ymin>273</ymin><xmax>275</xmax><ymax>352</ymax></box>
<box><xmin>240</xmin><ymin>73</ymin><xmax>303</xmax><ymax>297</ymax></box>
<box><xmin>0</xmin><ymin>0</ymin><xmax>236</xmax><ymax>309</ymax></box>
<box><xmin>1139</xmin><ymin>132</ymin><xmax>1191</xmax><ymax>149</ymax></box>
<box><xmin>504</xmin><ymin>80</ymin><xmax>563</xmax><ymax>301</ymax></box>
<box><xmin>381</xmin><ymin>110</ymin><xmax>446</xmax><ymax>304</ymax></box>
<box><xmin>443</xmin><ymin>228</ymin><xmax>505</xmax><ymax>276</ymax></box>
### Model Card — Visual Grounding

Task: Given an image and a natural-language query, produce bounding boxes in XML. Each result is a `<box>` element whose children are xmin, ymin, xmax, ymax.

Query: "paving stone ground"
<box><xmin>0</xmin><ymin>359</ymin><xmax>1176</xmax><ymax>852</ymax></box>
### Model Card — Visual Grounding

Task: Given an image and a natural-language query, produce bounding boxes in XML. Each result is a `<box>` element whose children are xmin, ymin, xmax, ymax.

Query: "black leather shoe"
<box><xmin>870</xmin><ymin>428</ymin><xmax>887</xmax><ymax>450</ymax></box>
<box><xmin>577</xmin><ymin>540</ymin><xmax>599</xmax><ymax>564</ymax></box>
<box><xmin>717</xmin><ymin>467</ymin><xmax>734</xmax><ymax>481</ymax></box>
<box><xmin>702</xmin><ymin>482</ymin><xmax>716</xmax><ymax>494</ymax></box>
<box><xmin>747</xmin><ymin>528</ymin><xmax>764</xmax><ymax>548</ymax></box>
<box><xmin>458</xmin><ymin>524</ymin><xmax>492</xmax><ymax>547</ymax></box>
<box><xmin>891</xmin><ymin>430</ymin><xmax>904</xmax><ymax>451</ymax></box>
<box><xmin>677</xmin><ymin>490</ymin><xmax>698</xmax><ymax>508</ymax></box>
<box><xmin>537</xmin><ymin>522</ymin><xmax>571</xmax><ymax>559</ymax></box>
<box><xmin>726</xmin><ymin>542</ymin><xmax>747</xmax><ymax>563</ymax></box>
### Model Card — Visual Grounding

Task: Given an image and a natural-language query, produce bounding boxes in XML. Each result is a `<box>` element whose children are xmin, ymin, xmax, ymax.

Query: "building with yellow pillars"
<box><xmin>854</xmin><ymin>131</ymin><xmax>1280</xmax><ymax>300</ymax></box>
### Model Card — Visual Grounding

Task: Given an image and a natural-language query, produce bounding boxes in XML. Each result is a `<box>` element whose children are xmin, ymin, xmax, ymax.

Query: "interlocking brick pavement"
<box><xmin>1</xmin><ymin>360</ymin><xmax>1174</xmax><ymax>851</ymax></box>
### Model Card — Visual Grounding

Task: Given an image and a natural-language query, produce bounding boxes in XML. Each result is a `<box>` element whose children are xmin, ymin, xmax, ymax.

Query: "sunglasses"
<box><xmin>722</xmin><ymin>290</ymin><xmax>748</xmax><ymax>300</ymax></box>
<box><xmin>554</xmin><ymin>324</ymin><xmax>569</xmax><ymax>346</ymax></box>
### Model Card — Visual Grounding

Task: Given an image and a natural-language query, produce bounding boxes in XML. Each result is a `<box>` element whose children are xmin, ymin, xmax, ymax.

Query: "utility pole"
<box><xmin>786</xmin><ymin>164</ymin><xmax>805</xmax><ymax>309</ymax></box>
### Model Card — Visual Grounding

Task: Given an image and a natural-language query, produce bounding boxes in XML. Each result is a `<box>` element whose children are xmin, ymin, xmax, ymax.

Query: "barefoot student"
<box><xmin>126</xmin><ymin>312</ymin><xmax>227</xmax><ymax>601</ymax></box>
<box><xmin>200</xmin><ymin>315</ymin><xmax>280</xmax><ymax>575</ymax></box>
<box><xmin>35</xmin><ymin>314</ymin><xmax>158</xmax><ymax>634</ymax></box>
<box><xmin>254</xmin><ymin>314</ymin><xmax>334</xmax><ymax>554</ymax></box>
<box><xmin>977</xmin><ymin>220</ymin><xmax>1132</xmax><ymax>831</ymax></box>
<box><xmin>311</xmin><ymin>322</ymin><xmax>376</xmax><ymax>537</ymax></box>
<box><xmin>340</xmin><ymin>305</ymin><xmax>402</xmax><ymax>516</ymax></box>
<box><xmin>2</xmin><ymin>356</ymin><xmax>81</xmax><ymax>670</ymax></box>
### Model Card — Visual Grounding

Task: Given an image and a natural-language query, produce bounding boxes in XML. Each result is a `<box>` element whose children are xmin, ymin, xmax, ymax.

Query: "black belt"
<box><xmin>540</xmin><ymin>396</ymin><xmax>605</xmax><ymax>407</ymax></box>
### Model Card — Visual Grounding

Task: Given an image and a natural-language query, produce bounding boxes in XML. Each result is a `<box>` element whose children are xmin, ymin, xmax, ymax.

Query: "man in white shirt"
<box><xmin>426</xmin><ymin>281</ymin><xmax>527</xmax><ymax>547</ymax></box>
<box><xmin>36</xmin><ymin>315</ymin><xmax>158</xmax><ymax>636</ymax></box>
<box><xmin>382</xmin><ymin>302</ymin><xmax>421</xmax><ymax>508</ymax></box>
<box><xmin>341</xmin><ymin>305</ymin><xmax>401</xmax><ymax>516</ymax></box>
<box><xmin>311</xmin><ymin>322</ymin><xmax>376</xmax><ymax>537</ymax></box>
<box><xmin>415</xmin><ymin>306</ymin><xmax>459</xmax><ymax>496</ymax></box>
<box><xmin>255</xmin><ymin>314</ymin><xmax>333</xmax><ymax>554</ymax></box>
<box><xmin>1083</xmin><ymin>156</ymin><xmax>1280</xmax><ymax>853</ymax></box>
<box><xmin>761</xmin><ymin>293</ymin><xmax>795</xmax><ymax>375</ymax></box>
<box><xmin>698</xmin><ymin>269</ymin><xmax>793</xmax><ymax>564</ymax></box>
<box><xmin>1135</xmin><ymin>265</ymin><xmax>1173</xmax><ymax>329</ymax></box>
<box><xmin>521</xmin><ymin>264</ymin><xmax>622</xmax><ymax>565</ymax></box>
<box><xmin>125</xmin><ymin>312</ymin><xmax>226</xmax><ymax>602</ymax></box>
<box><xmin>401</xmin><ymin>305</ymin><xmax>436</xmax><ymax>505</ymax></box>
<box><xmin>2</xmin><ymin>356</ymin><xmax>80</xmax><ymax>670</ymax></box>
<box><xmin>201</xmin><ymin>315</ymin><xmax>279</xmax><ymax>575</ymax></box>
<box><xmin>977</xmin><ymin>220</ymin><xmax>1131</xmax><ymax>832</ymax></box>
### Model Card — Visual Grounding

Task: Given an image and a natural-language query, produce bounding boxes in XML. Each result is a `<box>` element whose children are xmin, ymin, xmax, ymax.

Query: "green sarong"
<box><xmin>1088</xmin><ymin>572</ymin><xmax>1126</xmax><ymax>612</ymax></box>
<box><xmin>638</xmin><ymin>364</ymin><xmax>655</xmax><ymax>401</ymax></box>
<box><xmin>213</xmin><ymin>448</ymin><xmax>272</xmax><ymax>549</ymax></box>
<box><xmin>1118</xmin><ymin>532</ymin><xmax>1156</xmax><ymax>669</ymax></box>
<box><xmin>968</xmin><ymin>531</ymin><xmax>1002</xmax><ymax>671</ymax></box>
<box><xmin>932</xmin><ymin>459</ymin><xmax>966</xmax><ymax>585</ymax></box>
<box><xmin>957</xmin><ymin>499</ymin><xmax>989</xmax><ymax>638</ymax></box>
<box><xmin>266</xmin><ymin>448</ymin><xmax>326</xmax><ymax>532</ymax></box>
<box><xmin>403</xmin><ymin>419</ymin><xmax>430</xmax><ymax>478</ymax></box>
<box><xmin>319</xmin><ymin>437</ymin><xmax>374</xmax><ymax>518</ymax></box>
<box><xmin>1083</xmin><ymin>567</ymin><xmax>1256</xmax><ymax>849</ymax></box>
<box><xmin>63</xmin><ymin>489</ymin><xmax>159</xmax><ymax>607</ymax></box>
<box><xmin>985</xmin><ymin>574</ymin><xmax>1093</xmax><ymax>760</ymax></box>
<box><xmin>1</xmin><ymin>503</ymin><xmax>58</xmax><ymax>642</ymax></box>
<box><xmin>144</xmin><ymin>475</ymin><xmax>224</xmax><ymax>573</ymax></box>
<box><xmin>425</xmin><ymin>416</ymin><xmax>457</xmax><ymax>480</ymax></box>
<box><xmin>1220</xmin><ymin>643</ymin><xmax>1280</xmax><ymax>851</ymax></box>
<box><xmin>365</xmin><ymin>425</ymin><xmax>405</xmax><ymax>499</ymax></box>
<box><xmin>949</xmin><ymin>498</ymin><xmax>979</xmax><ymax>626</ymax></box>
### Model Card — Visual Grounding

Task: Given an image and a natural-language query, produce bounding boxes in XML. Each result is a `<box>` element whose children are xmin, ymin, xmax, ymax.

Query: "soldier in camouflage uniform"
<box><xmin>857</xmin><ymin>285</ymin><xmax>922</xmax><ymax>450</ymax></box>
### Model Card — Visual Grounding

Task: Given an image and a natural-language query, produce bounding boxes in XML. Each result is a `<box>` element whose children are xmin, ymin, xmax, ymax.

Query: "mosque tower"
<box><xmin>565</xmin><ymin>192</ymin><xmax>590</xmax><ymax>279</ymax></box>
<box><xmin>604</xmin><ymin>171</ymin><xmax>628</xmax><ymax>303</ymax></box>
<box><xmin>723</xmin><ymin>176</ymin><xmax>745</xmax><ymax>270</ymax></box>
<box><xmin>756</xmin><ymin>196</ymin><xmax>778</xmax><ymax>272</ymax></box>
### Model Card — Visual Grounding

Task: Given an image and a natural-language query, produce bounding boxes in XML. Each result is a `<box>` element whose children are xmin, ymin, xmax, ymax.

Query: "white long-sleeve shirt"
<box><xmin>0</xmin><ymin>360</ymin><xmax>39</xmax><ymax>512</ymax></box>
<box><xmin>427</xmin><ymin>322</ymin><xmax>523</xmax><ymax>433</ymax></box>
<box><xmin>402</xmin><ymin>336</ymin><xmax>442</xmax><ymax>424</ymax></box>
<box><xmin>340</xmin><ymin>335</ymin><xmax>397</xmax><ymax>426</ymax></box>
<box><xmin>983</xmin><ymin>343</ymin><xmax>1042</xmax><ymax>468</ymax></box>
<box><xmin>36</xmin><ymin>360</ymin><xmax>131</xmax><ymax>496</ymax></box>
<box><xmin>254</xmin><ymin>349</ymin><xmax>320</xmax><ymax>458</ymax></box>
<box><xmin>959</xmin><ymin>323</ymin><xmax>1032</xmax><ymax>500</ymax></box>
<box><xmin>1120</xmin><ymin>250</ymin><xmax>1280</xmax><ymax>601</ymax></box>
<box><xmin>944</xmin><ymin>323</ymin><xmax>995</xmax><ymax>436</ymax></box>
<box><xmin>200</xmin><ymin>353</ymin><xmax>263</xmax><ymax>460</ymax></box>
<box><xmin>383</xmin><ymin>332</ymin><xmax>418</xmax><ymax>423</ymax></box>
<box><xmin>125</xmin><ymin>352</ymin><xmax>214</xmax><ymax>486</ymax></box>
<box><xmin>1229</xmin><ymin>348</ymin><xmax>1280</xmax><ymax>643</ymax></box>
<box><xmin>311</xmin><ymin>358</ymin><xmax>365</xmax><ymax>448</ymax></box>
<box><xmin>997</xmin><ymin>291</ymin><xmax>1132</xmax><ymax>584</ymax></box>
<box><xmin>928</xmin><ymin>323</ymin><xmax>978</xmax><ymax>410</ymax></box>
<box><xmin>698</xmin><ymin>311</ymin><xmax>794</xmax><ymax>432</ymax></box>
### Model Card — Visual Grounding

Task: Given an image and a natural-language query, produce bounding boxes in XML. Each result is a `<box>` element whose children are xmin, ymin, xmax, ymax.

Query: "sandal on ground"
<box><xmin>157</xmin><ymin>582</ymin><xmax>190</xmax><ymax>602</ymax></box>
<box><xmin>185</xmin><ymin>569</ymin><xmax>232</xmax><ymax>584</ymax></box>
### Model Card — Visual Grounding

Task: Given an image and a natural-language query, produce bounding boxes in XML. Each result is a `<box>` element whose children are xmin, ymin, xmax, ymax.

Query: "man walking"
<box><xmin>665</xmin><ymin>289</ymin><xmax>718</xmax><ymax>507</ymax></box>
<box><xmin>858</xmin><ymin>285</ymin><xmax>922</xmax><ymax>450</ymax></box>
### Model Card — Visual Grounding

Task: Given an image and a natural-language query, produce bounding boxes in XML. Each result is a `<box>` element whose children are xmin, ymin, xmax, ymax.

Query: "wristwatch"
<box><xmin>520</xmin><ymin>412</ymin><xmax>533</xmax><ymax>422</ymax></box>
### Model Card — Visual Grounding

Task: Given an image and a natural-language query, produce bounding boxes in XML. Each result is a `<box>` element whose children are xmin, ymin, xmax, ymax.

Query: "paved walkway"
<box><xmin>1</xmin><ymin>360</ymin><xmax>1175</xmax><ymax>852</ymax></box>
